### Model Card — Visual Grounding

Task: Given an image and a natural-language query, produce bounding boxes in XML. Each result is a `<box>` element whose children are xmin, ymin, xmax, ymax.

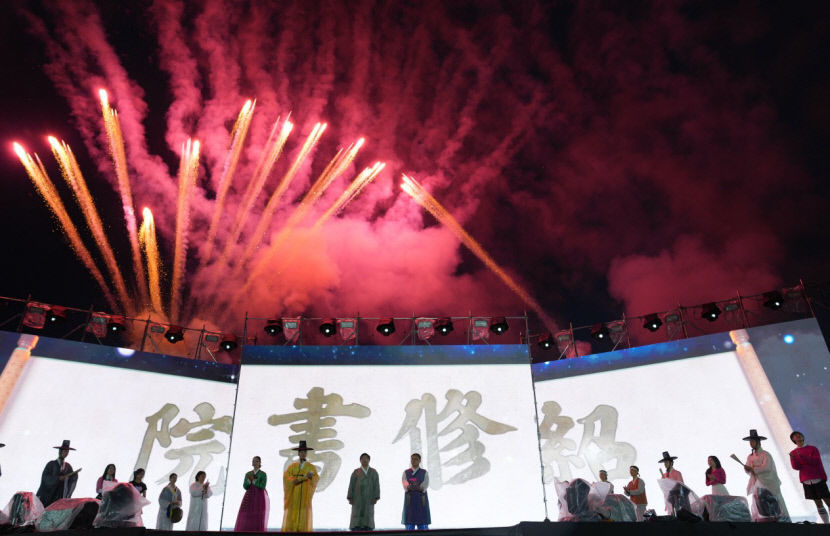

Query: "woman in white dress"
<box><xmin>186</xmin><ymin>471</ymin><xmax>213</xmax><ymax>530</ymax></box>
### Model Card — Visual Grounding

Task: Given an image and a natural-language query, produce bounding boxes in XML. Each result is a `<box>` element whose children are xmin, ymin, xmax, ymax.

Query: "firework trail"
<box><xmin>312</xmin><ymin>161</ymin><xmax>386</xmax><ymax>228</ymax></box>
<box><xmin>219</xmin><ymin>116</ymin><xmax>293</xmax><ymax>266</ymax></box>
<box><xmin>170</xmin><ymin>138</ymin><xmax>200</xmax><ymax>321</ymax></box>
<box><xmin>217</xmin><ymin>137</ymin><xmax>367</xmax><ymax>320</ymax></box>
<box><xmin>48</xmin><ymin>137</ymin><xmax>134</xmax><ymax>313</ymax></box>
<box><xmin>236</xmin><ymin>122</ymin><xmax>327</xmax><ymax>269</ymax></box>
<box><xmin>138</xmin><ymin>207</ymin><xmax>164</xmax><ymax>315</ymax></box>
<box><xmin>99</xmin><ymin>89</ymin><xmax>149</xmax><ymax>309</ymax></box>
<box><xmin>240</xmin><ymin>138</ymin><xmax>365</xmax><ymax>287</ymax></box>
<box><xmin>401</xmin><ymin>174</ymin><xmax>556</xmax><ymax>330</ymax></box>
<box><xmin>201</xmin><ymin>99</ymin><xmax>256</xmax><ymax>265</ymax></box>
<box><xmin>13</xmin><ymin>142</ymin><xmax>118</xmax><ymax>309</ymax></box>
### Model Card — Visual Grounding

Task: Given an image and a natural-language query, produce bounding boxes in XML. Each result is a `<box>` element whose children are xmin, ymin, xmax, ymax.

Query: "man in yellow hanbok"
<box><xmin>282</xmin><ymin>440</ymin><xmax>319</xmax><ymax>531</ymax></box>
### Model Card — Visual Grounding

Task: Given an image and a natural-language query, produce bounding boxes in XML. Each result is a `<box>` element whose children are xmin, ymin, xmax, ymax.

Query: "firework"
<box><xmin>201</xmin><ymin>99</ymin><xmax>256</xmax><ymax>264</ymax></box>
<box><xmin>138</xmin><ymin>207</ymin><xmax>164</xmax><ymax>314</ymax></box>
<box><xmin>13</xmin><ymin>142</ymin><xmax>118</xmax><ymax>309</ymax></box>
<box><xmin>312</xmin><ymin>161</ymin><xmax>386</xmax><ymax>228</ymax></box>
<box><xmin>48</xmin><ymin>137</ymin><xmax>134</xmax><ymax>313</ymax></box>
<box><xmin>401</xmin><ymin>174</ymin><xmax>556</xmax><ymax>330</ymax></box>
<box><xmin>99</xmin><ymin>89</ymin><xmax>149</xmax><ymax>309</ymax></box>
<box><xmin>170</xmin><ymin>138</ymin><xmax>200</xmax><ymax>321</ymax></box>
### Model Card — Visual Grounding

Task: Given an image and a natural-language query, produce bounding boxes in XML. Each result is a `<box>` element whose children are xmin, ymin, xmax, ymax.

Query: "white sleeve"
<box><xmin>402</xmin><ymin>471</ymin><xmax>409</xmax><ymax>491</ymax></box>
<box><xmin>421</xmin><ymin>471</ymin><xmax>429</xmax><ymax>491</ymax></box>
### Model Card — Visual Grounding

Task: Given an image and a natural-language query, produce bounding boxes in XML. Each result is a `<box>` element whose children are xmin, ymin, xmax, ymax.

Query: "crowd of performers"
<box><xmin>20</xmin><ymin>439</ymin><xmax>429</xmax><ymax>531</ymax></box>
<box><xmin>7</xmin><ymin>428</ymin><xmax>827</xmax><ymax>529</ymax></box>
<box><xmin>569</xmin><ymin>429</ymin><xmax>829</xmax><ymax>523</ymax></box>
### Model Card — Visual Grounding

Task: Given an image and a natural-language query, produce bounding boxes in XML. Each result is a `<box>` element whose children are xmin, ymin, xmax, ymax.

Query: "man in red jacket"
<box><xmin>790</xmin><ymin>431</ymin><xmax>830</xmax><ymax>524</ymax></box>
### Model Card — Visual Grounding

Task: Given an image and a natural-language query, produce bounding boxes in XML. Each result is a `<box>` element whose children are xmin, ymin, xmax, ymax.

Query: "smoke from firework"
<box><xmin>5</xmin><ymin>1</ymin><xmax>827</xmax><ymax>334</ymax></box>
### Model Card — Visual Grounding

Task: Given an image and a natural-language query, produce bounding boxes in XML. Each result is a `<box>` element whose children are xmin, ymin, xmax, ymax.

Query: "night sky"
<box><xmin>1</xmin><ymin>1</ymin><xmax>829</xmax><ymax>339</ymax></box>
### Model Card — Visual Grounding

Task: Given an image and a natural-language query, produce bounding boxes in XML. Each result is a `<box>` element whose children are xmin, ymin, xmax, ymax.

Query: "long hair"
<box><xmin>705</xmin><ymin>455</ymin><xmax>722</xmax><ymax>477</ymax></box>
<box><xmin>101</xmin><ymin>463</ymin><xmax>116</xmax><ymax>479</ymax></box>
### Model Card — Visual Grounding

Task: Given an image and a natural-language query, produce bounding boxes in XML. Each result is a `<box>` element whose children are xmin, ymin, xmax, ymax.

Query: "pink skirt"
<box><xmin>234</xmin><ymin>487</ymin><xmax>269</xmax><ymax>531</ymax></box>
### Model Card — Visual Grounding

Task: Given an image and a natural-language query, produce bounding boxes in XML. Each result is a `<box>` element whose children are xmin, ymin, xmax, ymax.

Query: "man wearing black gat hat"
<box><xmin>742</xmin><ymin>429</ymin><xmax>790</xmax><ymax>522</ymax></box>
<box><xmin>36</xmin><ymin>440</ymin><xmax>82</xmax><ymax>507</ymax></box>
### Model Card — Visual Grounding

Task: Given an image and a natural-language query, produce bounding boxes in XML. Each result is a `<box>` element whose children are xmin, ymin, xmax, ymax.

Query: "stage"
<box><xmin>2</xmin><ymin>522</ymin><xmax>828</xmax><ymax>536</ymax></box>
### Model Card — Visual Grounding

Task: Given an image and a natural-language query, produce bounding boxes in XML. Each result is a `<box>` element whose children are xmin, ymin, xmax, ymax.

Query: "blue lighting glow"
<box><xmin>783</xmin><ymin>334</ymin><xmax>795</xmax><ymax>344</ymax></box>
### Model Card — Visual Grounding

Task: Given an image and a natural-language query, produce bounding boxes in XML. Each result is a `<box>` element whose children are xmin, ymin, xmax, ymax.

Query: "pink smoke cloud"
<box><xmin>10</xmin><ymin>0</ymin><xmax>826</xmax><ymax>337</ymax></box>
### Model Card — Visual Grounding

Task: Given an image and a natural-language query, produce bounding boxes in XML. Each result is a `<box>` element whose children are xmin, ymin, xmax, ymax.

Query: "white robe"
<box><xmin>745</xmin><ymin>449</ymin><xmax>790</xmax><ymax>522</ymax></box>
<box><xmin>186</xmin><ymin>482</ymin><xmax>213</xmax><ymax>531</ymax></box>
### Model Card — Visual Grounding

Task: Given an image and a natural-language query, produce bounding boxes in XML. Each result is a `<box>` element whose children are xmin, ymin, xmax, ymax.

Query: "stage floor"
<box><xmin>3</xmin><ymin>521</ymin><xmax>828</xmax><ymax>536</ymax></box>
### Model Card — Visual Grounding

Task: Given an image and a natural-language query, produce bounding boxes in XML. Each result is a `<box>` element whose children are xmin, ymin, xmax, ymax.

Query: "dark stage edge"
<box><xmin>2</xmin><ymin>523</ymin><xmax>829</xmax><ymax>536</ymax></box>
<box><xmin>0</xmin><ymin>520</ymin><xmax>830</xmax><ymax>536</ymax></box>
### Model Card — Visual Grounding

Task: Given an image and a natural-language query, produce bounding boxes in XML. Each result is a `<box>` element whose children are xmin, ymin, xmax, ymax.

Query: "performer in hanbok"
<box><xmin>598</xmin><ymin>470</ymin><xmax>614</xmax><ymax>493</ymax></box>
<box><xmin>282</xmin><ymin>441</ymin><xmax>319</xmax><ymax>532</ymax></box>
<box><xmin>156</xmin><ymin>473</ymin><xmax>183</xmax><ymax>530</ymax></box>
<box><xmin>789</xmin><ymin>431</ymin><xmax>830</xmax><ymax>523</ymax></box>
<box><xmin>705</xmin><ymin>456</ymin><xmax>729</xmax><ymax>495</ymax></box>
<box><xmin>743</xmin><ymin>429</ymin><xmax>789</xmax><ymax>521</ymax></box>
<box><xmin>348</xmin><ymin>453</ymin><xmax>380</xmax><ymax>530</ymax></box>
<box><xmin>622</xmin><ymin>465</ymin><xmax>647</xmax><ymax>521</ymax></box>
<box><xmin>130</xmin><ymin>468</ymin><xmax>147</xmax><ymax>497</ymax></box>
<box><xmin>36</xmin><ymin>439</ymin><xmax>81</xmax><ymax>507</ymax></box>
<box><xmin>659</xmin><ymin>451</ymin><xmax>684</xmax><ymax>482</ymax></box>
<box><xmin>235</xmin><ymin>455</ymin><xmax>269</xmax><ymax>531</ymax></box>
<box><xmin>402</xmin><ymin>453</ymin><xmax>430</xmax><ymax>530</ymax></box>
<box><xmin>186</xmin><ymin>471</ymin><xmax>213</xmax><ymax>530</ymax></box>
<box><xmin>96</xmin><ymin>464</ymin><xmax>118</xmax><ymax>499</ymax></box>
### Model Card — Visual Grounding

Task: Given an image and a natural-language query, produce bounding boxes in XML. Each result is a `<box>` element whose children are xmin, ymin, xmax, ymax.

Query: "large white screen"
<box><xmin>0</xmin><ymin>355</ymin><xmax>237</xmax><ymax>530</ymax></box>
<box><xmin>226</xmin><ymin>362</ymin><xmax>545</xmax><ymax>529</ymax></box>
<box><xmin>534</xmin><ymin>351</ymin><xmax>812</xmax><ymax>520</ymax></box>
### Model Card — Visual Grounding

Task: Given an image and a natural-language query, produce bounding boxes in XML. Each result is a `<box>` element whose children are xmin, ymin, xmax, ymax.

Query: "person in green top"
<box><xmin>348</xmin><ymin>453</ymin><xmax>380</xmax><ymax>530</ymax></box>
<box><xmin>234</xmin><ymin>456</ymin><xmax>269</xmax><ymax>531</ymax></box>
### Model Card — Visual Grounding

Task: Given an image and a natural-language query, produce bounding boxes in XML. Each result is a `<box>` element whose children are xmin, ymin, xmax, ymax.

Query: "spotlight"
<box><xmin>643</xmin><ymin>314</ymin><xmax>662</xmax><ymax>332</ymax></box>
<box><xmin>763</xmin><ymin>291</ymin><xmax>783</xmax><ymax>310</ymax></box>
<box><xmin>590</xmin><ymin>323</ymin><xmax>610</xmax><ymax>341</ymax></box>
<box><xmin>23</xmin><ymin>302</ymin><xmax>49</xmax><ymax>329</ymax></box>
<box><xmin>538</xmin><ymin>333</ymin><xmax>554</xmax><ymax>349</ymax></box>
<box><xmin>108</xmin><ymin>315</ymin><xmax>127</xmax><ymax>333</ymax></box>
<box><xmin>220</xmin><ymin>334</ymin><xmax>239</xmax><ymax>351</ymax></box>
<box><xmin>489</xmin><ymin>317</ymin><xmax>509</xmax><ymax>335</ymax></box>
<box><xmin>435</xmin><ymin>317</ymin><xmax>454</xmax><ymax>336</ymax></box>
<box><xmin>319</xmin><ymin>318</ymin><xmax>336</xmax><ymax>337</ymax></box>
<box><xmin>701</xmin><ymin>302</ymin><xmax>721</xmax><ymax>322</ymax></box>
<box><xmin>47</xmin><ymin>306</ymin><xmax>67</xmax><ymax>323</ymax></box>
<box><xmin>376</xmin><ymin>318</ymin><xmax>395</xmax><ymax>336</ymax></box>
<box><xmin>165</xmin><ymin>325</ymin><xmax>184</xmax><ymax>343</ymax></box>
<box><xmin>264</xmin><ymin>318</ymin><xmax>283</xmax><ymax>336</ymax></box>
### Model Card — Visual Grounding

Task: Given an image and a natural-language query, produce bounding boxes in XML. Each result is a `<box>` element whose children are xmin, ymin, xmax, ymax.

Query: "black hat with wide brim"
<box><xmin>291</xmin><ymin>440</ymin><xmax>314</xmax><ymax>451</ymax></box>
<box><xmin>743</xmin><ymin>429</ymin><xmax>767</xmax><ymax>441</ymax></box>
<box><xmin>53</xmin><ymin>440</ymin><xmax>76</xmax><ymax>451</ymax></box>
<box><xmin>658</xmin><ymin>451</ymin><xmax>678</xmax><ymax>463</ymax></box>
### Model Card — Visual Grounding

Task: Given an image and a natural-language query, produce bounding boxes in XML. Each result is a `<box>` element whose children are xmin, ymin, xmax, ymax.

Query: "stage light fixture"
<box><xmin>489</xmin><ymin>317</ymin><xmax>509</xmax><ymax>335</ymax></box>
<box><xmin>108</xmin><ymin>315</ymin><xmax>127</xmax><ymax>333</ymax></box>
<box><xmin>376</xmin><ymin>318</ymin><xmax>395</xmax><ymax>336</ymax></box>
<box><xmin>319</xmin><ymin>318</ymin><xmax>336</xmax><ymax>337</ymax></box>
<box><xmin>643</xmin><ymin>314</ymin><xmax>662</xmax><ymax>332</ymax></box>
<box><xmin>590</xmin><ymin>323</ymin><xmax>610</xmax><ymax>341</ymax></box>
<box><xmin>220</xmin><ymin>334</ymin><xmax>239</xmax><ymax>351</ymax></box>
<box><xmin>763</xmin><ymin>291</ymin><xmax>783</xmax><ymax>310</ymax></box>
<box><xmin>264</xmin><ymin>318</ymin><xmax>283</xmax><ymax>336</ymax></box>
<box><xmin>47</xmin><ymin>306</ymin><xmax>67</xmax><ymax>323</ymax></box>
<box><xmin>538</xmin><ymin>333</ymin><xmax>554</xmax><ymax>349</ymax></box>
<box><xmin>23</xmin><ymin>302</ymin><xmax>49</xmax><ymax>329</ymax></box>
<box><xmin>701</xmin><ymin>302</ymin><xmax>721</xmax><ymax>322</ymax></box>
<box><xmin>165</xmin><ymin>325</ymin><xmax>184</xmax><ymax>343</ymax></box>
<box><xmin>149</xmin><ymin>323</ymin><xmax>166</xmax><ymax>334</ymax></box>
<box><xmin>436</xmin><ymin>317</ymin><xmax>454</xmax><ymax>336</ymax></box>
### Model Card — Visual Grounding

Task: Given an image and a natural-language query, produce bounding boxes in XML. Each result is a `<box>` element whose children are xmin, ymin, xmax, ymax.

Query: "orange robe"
<box><xmin>282</xmin><ymin>461</ymin><xmax>319</xmax><ymax>531</ymax></box>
